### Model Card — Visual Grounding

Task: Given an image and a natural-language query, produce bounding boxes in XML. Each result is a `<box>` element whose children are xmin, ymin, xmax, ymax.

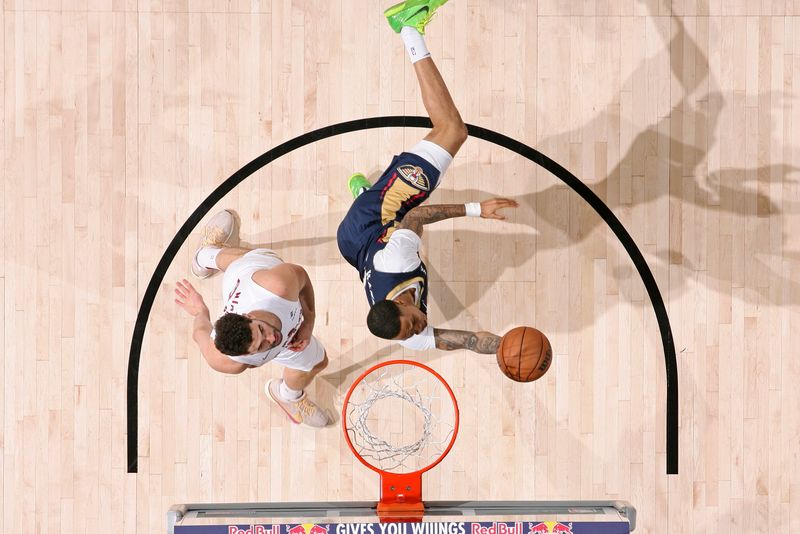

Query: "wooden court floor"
<box><xmin>2</xmin><ymin>1</ymin><xmax>800</xmax><ymax>532</ymax></box>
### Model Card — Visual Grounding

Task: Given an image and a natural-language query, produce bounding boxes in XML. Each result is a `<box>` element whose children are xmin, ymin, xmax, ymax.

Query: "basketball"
<box><xmin>496</xmin><ymin>327</ymin><xmax>553</xmax><ymax>382</ymax></box>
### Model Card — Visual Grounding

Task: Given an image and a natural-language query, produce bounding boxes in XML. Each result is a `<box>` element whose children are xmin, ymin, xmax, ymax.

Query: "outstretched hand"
<box><xmin>174</xmin><ymin>279</ymin><xmax>208</xmax><ymax>317</ymax></box>
<box><xmin>480</xmin><ymin>197</ymin><xmax>519</xmax><ymax>220</ymax></box>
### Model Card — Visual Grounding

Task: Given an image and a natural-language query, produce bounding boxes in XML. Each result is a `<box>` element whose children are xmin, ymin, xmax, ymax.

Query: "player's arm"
<box><xmin>258</xmin><ymin>263</ymin><xmax>315</xmax><ymax>320</ymax></box>
<box><xmin>290</xmin><ymin>265</ymin><xmax>317</xmax><ymax>349</ymax></box>
<box><xmin>174</xmin><ymin>279</ymin><xmax>249</xmax><ymax>375</ymax></box>
<box><xmin>398</xmin><ymin>204</ymin><xmax>465</xmax><ymax>236</ymax></box>
<box><xmin>398</xmin><ymin>198</ymin><xmax>518</xmax><ymax>237</ymax></box>
<box><xmin>293</xmin><ymin>265</ymin><xmax>316</xmax><ymax>323</ymax></box>
<box><xmin>255</xmin><ymin>264</ymin><xmax>316</xmax><ymax>351</ymax></box>
<box><xmin>433</xmin><ymin>328</ymin><xmax>501</xmax><ymax>354</ymax></box>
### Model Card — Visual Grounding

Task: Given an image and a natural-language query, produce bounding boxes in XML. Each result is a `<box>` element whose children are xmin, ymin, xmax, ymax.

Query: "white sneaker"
<box><xmin>266</xmin><ymin>380</ymin><xmax>330</xmax><ymax>428</ymax></box>
<box><xmin>191</xmin><ymin>210</ymin><xmax>236</xmax><ymax>279</ymax></box>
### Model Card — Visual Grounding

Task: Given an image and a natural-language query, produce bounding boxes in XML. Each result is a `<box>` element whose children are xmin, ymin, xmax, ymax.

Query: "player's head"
<box><xmin>214</xmin><ymin>313</ymin><xmax>283</xmax><ymax>355</ymax></box>
<box><xmin>367</xmin><ymin>299</ymin><xmax>428</xmax><ymax>341</ymax></box>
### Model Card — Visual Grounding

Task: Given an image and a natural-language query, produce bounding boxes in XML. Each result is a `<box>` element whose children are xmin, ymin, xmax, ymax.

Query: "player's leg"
<box><xmin>412</xmin><ymin>56</ymin><xmax>467</xmax><ymax>156</ymax></box>
<box><xmin>345</xmin><ymin>2</ymin><xmax>462</xmax><ymax>203</ymax></box>
<box><xmin>212</xmin><ymin>247</ymin><xmax>254</xmax><ymax>272</ymax></box>
<box><xmin>387</xmin><ymin>1</ymin><xmax>468</xmax><ymax>156</ymax></box>
<box><xmin>266</xmin><ymin>344</ymin><xmax>330</xmax><ymax>428</ymax></box>
<box><xmin>281</xmin><ymin>352</ymin><xmax>329</xmax><ymax>392</ymax></box>
<box><xmin>346</xmin><ymin>52</ymin><xmax>461</xmax><ymax>200</ymax></box>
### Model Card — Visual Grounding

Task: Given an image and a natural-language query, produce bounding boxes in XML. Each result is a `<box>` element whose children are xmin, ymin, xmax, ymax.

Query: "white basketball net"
<box><xmin>344</xmin><ymin>362</ymin><xmax>457</xmax><ymax>474</ymax></box>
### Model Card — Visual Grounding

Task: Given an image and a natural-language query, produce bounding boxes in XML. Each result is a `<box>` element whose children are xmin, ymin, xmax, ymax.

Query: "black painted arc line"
<box><xmin>127</xmin><ymin>115</ymin><xmax>678</xmax><ymax>475</ymax></box>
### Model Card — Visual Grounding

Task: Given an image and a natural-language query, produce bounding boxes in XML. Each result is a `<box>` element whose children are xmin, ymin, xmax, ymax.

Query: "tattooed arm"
<box><xmin>433</xmin><ymin>328</ymin><xmax>501</xmax><ymax>354</ymax></box>
<box><xmin>398</xmin><ymin>204</ymin><xmax>466</xmax><ymax>237</ymax></box>
<box><xmin>398</xmin><ymin>198</ymin><xmax>518</xmax><ymax>237</ymax></box>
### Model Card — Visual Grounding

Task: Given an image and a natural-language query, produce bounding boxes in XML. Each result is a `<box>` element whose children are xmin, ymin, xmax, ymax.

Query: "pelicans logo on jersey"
<box><xmin>397</xmin><ymin>164</ymin><xmax>430</xmax><ymax>191</ymax></box>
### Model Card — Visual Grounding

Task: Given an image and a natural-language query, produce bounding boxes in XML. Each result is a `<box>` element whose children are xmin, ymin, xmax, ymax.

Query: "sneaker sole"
<box><xmin>384</xmin><ymin>1</ymin><xmax>446</xmax><ymax>21</ymax></box>
<box><xmin>190</xmin><ymin>266</ymin><xmax>214</xmax><ymax>279</ymax></box>
<box><xmin>203</xmin><ymin>210</ymin><xmax>236</xmax><ymax>247</ymax></box>
<box><xmin>383</xmin><ymin>1</ymin><xmax>409</xmax><ymax>17</ymax></box>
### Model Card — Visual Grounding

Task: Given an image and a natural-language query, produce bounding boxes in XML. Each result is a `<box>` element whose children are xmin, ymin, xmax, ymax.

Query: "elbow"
<box><xmin>403</xmin><ymin>210</ymin><xmax>419</xmax><ymax>225</ymax></box>
<box><xmin>216</xmin><ymin>362</ymin><xmax>248</xmax><ymax>375</ymax></box>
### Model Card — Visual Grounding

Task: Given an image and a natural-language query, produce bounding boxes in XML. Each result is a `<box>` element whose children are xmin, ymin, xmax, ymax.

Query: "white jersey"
<box><xmin>216</xmin><ymin>249</ymin><xmax>304</xmax><ymax>366</ymax></box>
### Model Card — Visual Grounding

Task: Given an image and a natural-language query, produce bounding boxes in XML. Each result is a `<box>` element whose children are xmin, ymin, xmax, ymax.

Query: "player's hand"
<box><xmin>480</xmin><ymin>197</ymin><xmax>519</xmax><ymax>220</ymax></box>
<box><xmin>174</xmin><ymin>279</ymin><xmax>208</xmax><ymax>317</ymax></box>
<box><xmin>288</xmin><ymin>319</ymin><xmax>314</xmax><ymax>352</ymax></box>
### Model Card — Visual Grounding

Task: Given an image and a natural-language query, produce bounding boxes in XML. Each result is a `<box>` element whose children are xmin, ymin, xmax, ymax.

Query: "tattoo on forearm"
<box><xmin>434</xmin><ymin>329</ymin><xmax>478</xmax><ymax>351</ymax></box>
<box><xmin>434</xmin><ymin>329</ymin><xmax>501</xmax><ymax>354</ymax></box>
<box><xmin>400</xmin><ymin>204</ymin><xmax>467</xmax><ymax>236</ymax></box>
<box><xmin>413</xmin><ymin>204</ymin><xmax>467</xmax><ymax>225</ymax></box>
<box><xmin>475</xmin><ymin>333</ymin><xmax>501</xmax><ymax>354</ymax></box>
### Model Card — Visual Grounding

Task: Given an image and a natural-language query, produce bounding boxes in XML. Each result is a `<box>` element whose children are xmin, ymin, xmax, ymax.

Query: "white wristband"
<box><xmin>465</xmin><ymin>202</ymin><xmax>482</xmax><ymax>217</ymax></box>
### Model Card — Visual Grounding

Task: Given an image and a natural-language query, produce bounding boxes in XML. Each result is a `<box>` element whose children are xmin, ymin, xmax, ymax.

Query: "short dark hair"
<box><xmin>366</xmin><ymin>300</ymin><xmax>402</xmax><ymax>340</ymax></box>
<box><xmin>213</xmin><ymin>313</ymin><xmax>253</xmax><ymax>355</ymax></box>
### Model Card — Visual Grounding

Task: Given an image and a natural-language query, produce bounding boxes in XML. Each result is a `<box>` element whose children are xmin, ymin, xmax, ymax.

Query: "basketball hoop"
<box><xmin>342</xmin><ymin>360</ymin><xmax>459</xmax><ymax>518</ymax></box>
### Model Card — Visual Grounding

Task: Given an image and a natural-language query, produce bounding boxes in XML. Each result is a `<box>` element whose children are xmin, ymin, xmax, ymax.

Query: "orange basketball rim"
<box><xmin>341</xmin><ymin>360</ymin><xmax>460</xmax><ymax>518</ymax></box>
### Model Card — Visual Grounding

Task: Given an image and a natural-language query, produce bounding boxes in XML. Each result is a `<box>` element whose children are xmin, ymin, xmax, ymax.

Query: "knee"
<box><xmin>452</xmin><ymin>121</ymin><xmax>468</xmax><ymax>145</ymax></box>
<box><xmin>441</xmin><ymin>121</ymin><xmax>468</xmax><ymax>150</ymax></box>
<box><xmin>438</xmin><ymin>120</ymin><xmax>467</xmax><ymax>144</ymax></box>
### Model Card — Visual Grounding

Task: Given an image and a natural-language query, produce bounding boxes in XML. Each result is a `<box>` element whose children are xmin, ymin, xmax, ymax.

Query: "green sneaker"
<box><xmin>384</xmin><ymin>0</ymin><xmax>449</xmax><ymax>35</ymax></box>
<box><xmin>348</xmin><ymin>173</ymin><xmax>371</xmax><ymax>199</ymax></box>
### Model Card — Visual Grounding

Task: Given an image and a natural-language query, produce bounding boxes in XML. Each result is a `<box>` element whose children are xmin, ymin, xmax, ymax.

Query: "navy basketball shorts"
<box><xmin>337</xmin><ymin>150</ymin><xmax>443</xmax><ymax>273</ymax></box>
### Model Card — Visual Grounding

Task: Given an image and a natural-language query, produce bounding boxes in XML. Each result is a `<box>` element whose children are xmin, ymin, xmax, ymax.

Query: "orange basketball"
<box><xmin>496</xmin><ymin>326</ymin><xmax>553</xmax><ymax>382</ymax></box>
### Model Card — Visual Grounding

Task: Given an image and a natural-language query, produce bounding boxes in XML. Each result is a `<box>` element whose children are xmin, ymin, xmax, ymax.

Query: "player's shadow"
<box><xmin>206</xmin><ymin>179</ymin><xmax>348</xmax><ymax>267</ymax></box>
<box><xmin>240</xmin><ymin>234</ymin><xmax>337</xmax><ymax>258</ymax></box>
<box><xmin>422</xmin><ymin>1</ymin><xmax>800</xmax><ymax>319</ymax></box>
<box><xmin>421</xmin><ymin>105</ymin><xmax>799</xmax><ymax>326</ymax></box>
<box><xmin>626</xmin><ymin>0</ymin><xmax>800</xmax><ymax>300</ymax></box>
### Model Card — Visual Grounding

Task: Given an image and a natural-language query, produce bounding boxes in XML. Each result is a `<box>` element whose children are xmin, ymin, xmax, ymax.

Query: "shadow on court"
<box><xmin>421</xmin><ymin>4</ymin><xmax>800</xmax><ymax>321</ymax></box>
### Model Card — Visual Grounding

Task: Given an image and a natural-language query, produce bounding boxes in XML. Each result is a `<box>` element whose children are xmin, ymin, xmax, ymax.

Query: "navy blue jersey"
<box><xmin>337</xmin><ymin>151</ymin><xmax>440</xmax><ymax>308</ymax></box>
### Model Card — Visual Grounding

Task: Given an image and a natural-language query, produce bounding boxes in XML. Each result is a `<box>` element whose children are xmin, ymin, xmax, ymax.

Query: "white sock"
<box><xmin>279</xmin><ymin>380</ymin><xmax>303</xmax><ymax>402</ymax></box>
<box><xmin>400</xmin><ymin>26</ymin><xmax>430</xmax><ymax>64</ymax></box>
<box><xmin>196</xmin><ymin>246</ymin><xmax>222</xmax><ymax>270</ymax></box>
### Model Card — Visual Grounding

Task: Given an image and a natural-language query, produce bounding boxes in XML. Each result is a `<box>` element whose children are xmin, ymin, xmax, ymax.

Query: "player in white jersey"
<box><xmin>174</xmin><ymin>210</ymin><xmax>329</xmax><ymax>428</ymax></box>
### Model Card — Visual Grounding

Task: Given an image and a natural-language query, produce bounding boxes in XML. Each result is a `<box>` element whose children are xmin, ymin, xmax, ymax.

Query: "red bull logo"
<box><xmin>286</xmin><ymin>524</ymin><xmax>329</xmax><ymax>534</ymax></box>
<box><xmin>528</xmin><ymin>522</ymin><xmax>572</xmax><ymax>534</ymax></box>
<box><xmin>470</xmin><ymin>522</ymin><xmax>524</xmax><ymax>534</ymax></box>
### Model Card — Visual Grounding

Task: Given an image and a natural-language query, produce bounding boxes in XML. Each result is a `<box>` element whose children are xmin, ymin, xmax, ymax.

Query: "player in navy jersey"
<box><xmin>337</xmin><ymin>1</ymin><xmax>518</xmax><ymax>354</ymax></box>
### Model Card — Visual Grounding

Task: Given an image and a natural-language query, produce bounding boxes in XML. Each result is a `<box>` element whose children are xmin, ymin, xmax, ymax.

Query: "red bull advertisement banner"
<box><xmin>175</xmin><ymin>520</ymin><xmax>630</xmax><ymax>534</ymax></box>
